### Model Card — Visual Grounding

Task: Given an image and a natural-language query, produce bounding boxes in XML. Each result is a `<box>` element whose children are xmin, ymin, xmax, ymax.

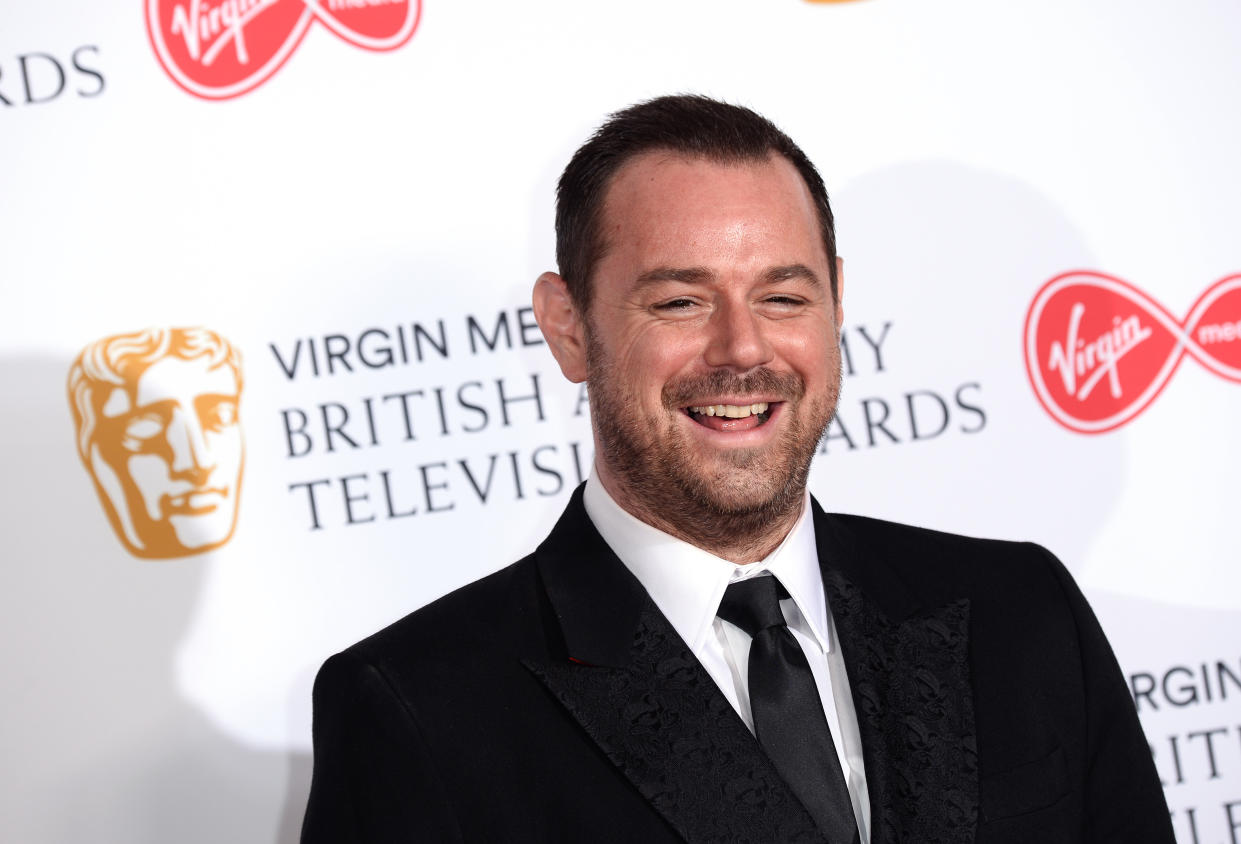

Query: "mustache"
<box><xmin>662</xmin><ymin>368</ymin><xmax>804</xmax><ymax>408</ymax></box>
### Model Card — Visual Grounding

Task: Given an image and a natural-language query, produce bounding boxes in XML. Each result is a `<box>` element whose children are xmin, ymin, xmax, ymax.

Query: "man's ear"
<box><xmin>532</xmin><ymin>271</ymin><xmax>588</xmax><ymax>383</ymax></box>
<box><xmin>834</xmin><ymin>256</ymin><xmax>845</xmax><ymax>328</ymax></box>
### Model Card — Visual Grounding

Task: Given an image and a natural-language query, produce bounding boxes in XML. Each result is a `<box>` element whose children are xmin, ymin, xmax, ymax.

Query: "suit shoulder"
<box><xmin>827</xmin><ymin>511</ymin><xmax>1041</xmax><ymax>559</ymax></box>
<box><xmin>823</xmin><ymin>511</ymin><xmax>1068</xmax><ymax>602</ymax></box>
<box><xmin>338</xmin><ymin>552</ymin><xmax>545</xmax><ymax>669</ymax></box>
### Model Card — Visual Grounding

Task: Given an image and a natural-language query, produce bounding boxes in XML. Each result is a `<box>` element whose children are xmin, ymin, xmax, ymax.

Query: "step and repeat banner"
<box><xmin>3</xmin><ymin>1</ymin><xmax>1239</xmax><ymax>841</ymax></box>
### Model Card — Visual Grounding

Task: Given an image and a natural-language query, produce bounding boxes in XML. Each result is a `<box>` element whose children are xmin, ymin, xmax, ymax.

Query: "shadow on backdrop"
<box><xmin>821</xmin><ymin>159</ymin><xmax>1123</xmax><ymax>567</ymax></box>
<box><xmin>0</xmin><ymin>353</ymin><xmax>310</xmax><ymax>844</ymax></box>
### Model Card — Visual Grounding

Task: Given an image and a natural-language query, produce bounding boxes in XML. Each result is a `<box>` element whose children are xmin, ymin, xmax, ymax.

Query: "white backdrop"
<box><xmin>3</xmin><ymin>1</ymin><xmax>1239</xmax><ymax>841</ymax></box>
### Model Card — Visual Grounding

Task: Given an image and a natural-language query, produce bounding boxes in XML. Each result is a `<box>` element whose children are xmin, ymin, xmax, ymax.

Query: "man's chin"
<box><xmin>167</xmin><ymin>513</ymin><xmax>235</xmax><ymax>551</ymax></box>
<box><xmin>675</xmin><ymin>467</ymin><xmax>800</xmax><ymax>518</ymax></box>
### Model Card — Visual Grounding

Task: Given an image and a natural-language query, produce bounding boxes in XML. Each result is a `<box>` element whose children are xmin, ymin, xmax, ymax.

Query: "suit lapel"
<box><xmin>522</xmin><ymin>488</ymin><xmax>980</xmax><ymax>842</ymax></box>
<box><xmin>525</xmin><ymin>488</ymin><xmax>826</xmax><ymax>844</ymax></box>
<box><xmin>813</xmin><ymin>504</ymin><xmax>979</xmax><ymax>844</ymax></box>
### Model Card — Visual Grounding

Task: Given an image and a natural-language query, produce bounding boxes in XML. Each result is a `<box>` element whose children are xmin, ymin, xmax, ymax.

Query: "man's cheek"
<box><xmin>127</xmin><ymin>454</ymin><xmax>172</xmax><ymax>520</ymax></box>
<box><xmin>208</xmin><ymin>428</ymin><xmax>244</xmax><ymax>485</ymax></box>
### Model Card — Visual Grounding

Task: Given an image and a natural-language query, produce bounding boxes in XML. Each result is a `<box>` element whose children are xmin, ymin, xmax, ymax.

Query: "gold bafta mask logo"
<box><xmin>67</xmin><ymin>328</ymin><xmax>244</xmax><ymax>559</ymax></box>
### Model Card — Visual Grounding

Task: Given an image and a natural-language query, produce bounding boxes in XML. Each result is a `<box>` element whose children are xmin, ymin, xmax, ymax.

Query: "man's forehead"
<box><xmin>136</xmin><ymin>356</ymin><xmax>237</xmax><ymax>402</ymax></box>
<box><xmin>101</xmin><ymin>357</ymin><xmax>238</xmax><ymax>416</ymax></box>
<box><xmin>603</xmin><ymin>151</ymin><xmax>817</xmax><ymax>228</ymax></box>
<box><xmin>597</xmin><ymin>152</ymin><xmax>825</xmax><ymax>274</ymax></box>
<box><xmin>604</xmin><ymin>149</ymin><xmax>786</xmax><ymax>199</ymax></box>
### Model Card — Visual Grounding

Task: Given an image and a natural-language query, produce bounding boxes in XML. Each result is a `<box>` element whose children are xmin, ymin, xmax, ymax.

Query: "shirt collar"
<box><xmin>582</xmin><ymin>467</ymin><xmax>831</xmax><ymax>656</ymax></box>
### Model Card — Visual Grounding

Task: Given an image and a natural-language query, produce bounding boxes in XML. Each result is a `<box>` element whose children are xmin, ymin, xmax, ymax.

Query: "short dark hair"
<box><xmin>554</xmin><ymin>94</ymin><xmax>838</xmax><ymax>312</ymax></box>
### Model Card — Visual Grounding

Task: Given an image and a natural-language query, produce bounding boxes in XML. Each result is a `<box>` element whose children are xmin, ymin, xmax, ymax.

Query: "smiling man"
<box><xmin>302</xmin><ymin>96</ymin><xmax>1173</xmax><ymax>843</ymax></box>
<box><xmin>544</xmin><ymin>150</ymin><xmax>842</xmax><ymax>566</ymax></box>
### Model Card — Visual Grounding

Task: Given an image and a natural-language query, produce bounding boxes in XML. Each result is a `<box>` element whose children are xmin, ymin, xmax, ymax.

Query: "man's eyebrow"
<box><xmin>632</xmin><ymin>264</ymin><xmax>823</xmax><ymax>290</ymax></box>
<box><xmin>117</xmin><ymin>397</ymin><xmax>175</xmax><ymax>418</ymax></box>
<box><xmin>761</xmin><ymin>264</ymin><xmax>822</xmax><ymax>287</ymax></box>
<box><xmin>633</xmin><ymin>266</ymin><xmax>715</xmax><ymax>288</ymax></box>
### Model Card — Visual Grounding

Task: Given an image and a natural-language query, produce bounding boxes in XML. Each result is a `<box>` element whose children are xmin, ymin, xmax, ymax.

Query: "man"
<box><xmin>301</xmin><ymin>96</ymin><xmax>1173</xmax><ymax>843</ymax></box>
<box><xmin>67</xmin><ymin>327</ymin><xmax>244</xmax><ymax>559</ymax></box>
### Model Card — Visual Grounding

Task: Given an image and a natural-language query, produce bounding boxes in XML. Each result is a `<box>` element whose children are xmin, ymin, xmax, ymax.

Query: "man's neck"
<box><xmin>593</xmin><ymin>465</ymin><xmax>805</xmax><ymax>564</ymax></box>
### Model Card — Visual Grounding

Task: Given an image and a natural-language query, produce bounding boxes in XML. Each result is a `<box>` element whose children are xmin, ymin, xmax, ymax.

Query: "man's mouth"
<box><xmin>163</xmin><ymin>488</ymin><xmax>228</xmax><ymax>515</ymax></box>
<box><xmin>685</xmin><ymin>401</ymin><xmax>774</xmax><ymax>431</ymax></box>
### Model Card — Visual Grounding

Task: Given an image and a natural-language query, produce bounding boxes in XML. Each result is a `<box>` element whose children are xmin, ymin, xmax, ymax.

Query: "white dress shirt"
<box><xmin>583</xmin><ymin>471</ymin><xmax>871</xmax><ymax>841</ymax></box>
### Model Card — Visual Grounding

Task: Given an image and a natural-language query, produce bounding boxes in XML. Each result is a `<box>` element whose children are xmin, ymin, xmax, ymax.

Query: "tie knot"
<box><xmin>717</xmin><ymin>575</ymin><xmax>789</xmax><ymax>637</ymax></box>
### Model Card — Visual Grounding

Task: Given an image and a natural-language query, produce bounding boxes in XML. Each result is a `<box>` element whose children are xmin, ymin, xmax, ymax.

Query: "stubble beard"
<box><xmin>586</xmin><ymin>334</ymin><xmax>841</xmax><ymax>559</ymax></box>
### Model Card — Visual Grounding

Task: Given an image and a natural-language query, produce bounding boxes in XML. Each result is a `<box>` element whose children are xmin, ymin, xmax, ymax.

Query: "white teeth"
<box><xmin>689</xmin><ymin>402</ymin><xmax>770</xmax><ymax>419</ymax></box>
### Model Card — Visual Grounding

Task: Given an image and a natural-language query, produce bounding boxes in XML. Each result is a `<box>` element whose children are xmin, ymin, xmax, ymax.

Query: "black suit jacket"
<box><xmin>301</xmin><ymin>487</ymin><xmax>1173</xmax><ymax>843</ymax></box>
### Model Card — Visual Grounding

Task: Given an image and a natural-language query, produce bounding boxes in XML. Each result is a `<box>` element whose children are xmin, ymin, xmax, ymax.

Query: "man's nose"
<box><xmin>703</xmin><ymin>299</ymin><xmax>774</xmax><ymax>372</ymax></box>
<box><xmin>166</xmin><ymin>407</ymin><xmax>215</xmax><ymax>484</ymax></box>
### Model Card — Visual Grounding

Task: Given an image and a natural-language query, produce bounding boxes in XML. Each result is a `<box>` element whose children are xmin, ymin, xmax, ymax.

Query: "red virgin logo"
<box><xmin>145</xmin><ymin>0</ymin><xmax>421</xmax><ymax>100</ymax></box>
<box><xmin>1024</xmin><ymin>271</ymin><xmax>1241</xmax><ymax>434</ymax></box>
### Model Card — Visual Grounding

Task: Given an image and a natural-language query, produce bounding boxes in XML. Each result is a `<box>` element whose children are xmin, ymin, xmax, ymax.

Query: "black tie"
<box><xmin>718</xmin><ymin>576</ymin><xmax>861</xmax><ymax>844</ymax></box>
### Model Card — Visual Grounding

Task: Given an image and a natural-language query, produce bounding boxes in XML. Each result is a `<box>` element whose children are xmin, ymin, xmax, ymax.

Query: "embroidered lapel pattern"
<box><xmin>526</xmin><ymin>608</ymin><xmax>827</xmax><ymax>844</ymax></box>
<box><xmin>528</xmin><ymin>488</ymin><xmax>978</xmax><ymax>842</ymax></box>
<box><xmin>824</xmin><ymin>569</ymin><xmax>978</xmax><ymax>844</ymax></box>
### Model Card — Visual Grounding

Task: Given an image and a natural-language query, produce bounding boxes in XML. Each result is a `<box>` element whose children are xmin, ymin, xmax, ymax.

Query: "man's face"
<box><xmin>89</xmin><ymin>355</ymin><xmax>243</xmax><ymax>558</ymax></box>
<box><xmin>582</xmin><ymin>152</ymin><xmax>843</xmax><ymax>527</ymax></box>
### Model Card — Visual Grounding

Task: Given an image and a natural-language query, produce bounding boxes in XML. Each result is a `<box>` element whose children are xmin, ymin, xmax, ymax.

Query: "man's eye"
<box><xmin>125</xmin><ymin>414</ymin><xmax>165</xmax><ymax>442</ymax></box>
<box><xmin>655</xmin><ymin>298</ymin><xmax>696</xmax><ymax>311</ymax></box>
<box><xmin>201</xmin><ymin>399</ymin><xmax>239</xmax><ymax>432</ymax></box>
<box><xmin>120</xmin><ymin>413</ymin><xmax>167</xmax><ymax>452</ymax></box>
<box><xmin>763</xmin><ymin>295</ymin><xmax>807</xmax><ymax>309</ymax></box>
